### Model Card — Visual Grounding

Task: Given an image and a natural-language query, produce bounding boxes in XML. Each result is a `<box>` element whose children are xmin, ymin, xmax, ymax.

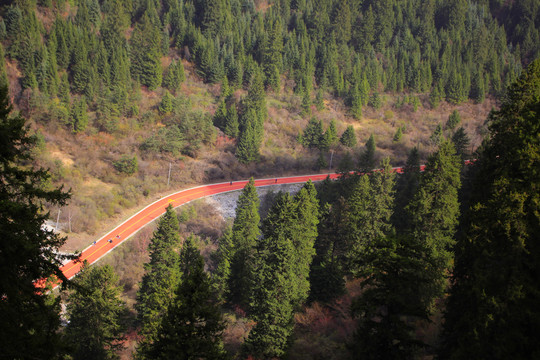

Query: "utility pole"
<box><xmin>55</xmin><ymin>208</ymin><xmax>61</xmax><ymax>232</ymax></box>
<box><xmin>329</xmin><ymin>150</ymin><xmax>335</xmax><ymax>171</ymax></box>
<box><xmin>167</xmin><ymin>162</ymin><xmax>172</xmax><ymax>187</ymax></box>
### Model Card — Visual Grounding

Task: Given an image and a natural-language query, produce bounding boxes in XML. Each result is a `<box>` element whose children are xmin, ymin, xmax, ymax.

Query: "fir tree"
<box><xmin>65</xmin><ymin>264</ymin><xmax>128</xmax><ymax>360</ymax></box>
<box><xmin>446</xmin><ymin>110</ymin><xmax>461</xmax><ymax>131</ymax></box>
<box><xmin>408</xmin><ymin>140</ymin><xmax>461</xmax><ymax>304</ymax></box>
<box><xmin>136</xmin><ymin>205</ymin><xmax>181</xmax><ymax>356</ymax></box>
<box><xmin>244</xmin><ymin>192</ymin><xmax>297</xmax><ymax>359</ymax></box>
<box><xmin>442</xmin><ymin>59</ymin><xmax>540</xmax><ymax>359</ymax></box>
<box><xmin>340</xmin><ymin>125</ymin><xmax>357</xmax><ymax>148</ymax></box>
<box><xmin>148</xmin><ymin>236</ymin><xmax>227</xmax><ymax>360</ymax></box>
<box><xmin>300</xmin><ymin>117</ymin><xmax>324</xmax><ymax>149</ymax></box>
<box><xmin>228</xmin><ymin>178</ymin><xmax>260</xmax><ymax>309</ymax></box>
<box><xmin>159</xmin><ymin>90</ymin><xmax>173</xmax><ymax>115</ymax></box>
<box><xmin>451</xmin><ymin>127</ymin><xmax>470</xmax><ymax>160</ymax></box>
<box><xmin>392</xmin><ymin>147</ymin><xmax>421</xmax><ymax>233</ymax></box>
<box><xmin>359</xmin><ymin>134</ymin><xmax>376</xmax><ymax>172</ymax></box>
<box><xmin>224</xmin><ymin>104</ymin><xmax>239</xmax><ymax>138</ymax></box>
<box><xmin>324</xmin><ymin>119</ymin><xmax>339</xmax><ymax>149</ymax></box>
<box><xmin>70</xmin><ymin>98</ymin><xmax>88</xmax><ymax>133</ymax></box>
<box><xmin>0</xmin><ymin>85</ymin><xmax>72</xmax><ymax>359</ymax></box>
<box><xmin>212</xmin><ymin>227</ymin><xmax>233</xmax><ymax>304</ymax></box>
<box><xmin>345</xmin><ymin>158</ymin><xmax>395</xmax><ymax>275</ymax></box>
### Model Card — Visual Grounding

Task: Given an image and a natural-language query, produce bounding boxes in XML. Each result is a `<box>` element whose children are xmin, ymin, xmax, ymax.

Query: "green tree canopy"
<box><xmin>148</xmin><ymin>236</ymin><xmax>227</xmax><ymax>360</ymax></box>
<box><xmin>442</xmin><ymin>58</ymin><xmax>540</xmax><ymax>360</ymax></box>
<box><xmin>0</xmin><ymin>85</ymin><xmax>72</xmax><ymax>359</ymax></box>
<box><xmin>65</xmin><ymin>264</ymin><xmax>128</xmax><ymax>360</ymax></box>
<box><xmin>136</xmin><ymin>204</ymin><xmax>181</xmax><ymax>355</ymax></box>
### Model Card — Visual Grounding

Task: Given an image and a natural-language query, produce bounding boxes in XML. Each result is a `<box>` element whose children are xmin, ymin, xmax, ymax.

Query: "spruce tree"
<box><xmin>359</xmin><ymin>134</ymin><xmax>376</xmax><ymax>172</ymax></box>
<box><xmin>350</xmin><ymin>234</ymin><xmax>438</xmax><ymax>359</ymax></box>
<box><xmin>0</xmin><ymin>85</ymin><xmax>72</xmax><ymax>359</ymax></box>
<box><xmin>244</xmin><ymin>192</ymin><xmax>297</xmax><ymax>359</ymax></box>
<box><xmin>309</xmin><ymin>201</ymin><xmax>347</xmax><ymax>303</ymax></box>
<box><xmin>340</xmin><ymin>125</ymin><xmax>357</xmax><ymax>148</ymax></box>
<box><xmin>224</xmin><ymin>104</ymin><xmax>239</xmax><ymax>138</ymax></box>
<box><xmin>159</xmin><ymin>90</ymin><xmax>173</xmax><ymax>115</ymax></box>
<box><xmin>289</xmin><ymin>181</ymin><xmax>319</xmax><ymax>306</ymax></box>
<box><xmin>65</xmin><ymin>264</ymin><xmax>128</xmax><ymax>360</ymax></box>
<box><xmin>300</xmin><ymin>117</ymin><xmax>324</xmax><ymax>149</ymax></box>
<box><xmin>408</xmin><ymin>140</ymin><xmax>461</xmax><ymax>303</ymax></box>
<box><xmin>392</xmin><ymin>147</ymin><xmax>421</xmax><ymax>233</ymax></box>
<box><xmin>148</xmin><ymin>236</ymin><xmax>227</xmax><ymax>360</ymax></box>
<box><xmin>442</xmin><ymin>59</ymin><xmax>540</xmax><ymax>360</ymax></box>
<box><xmin>451</xmin><ymin>127</ymin><xmax>470</xmax><ymax>160</ymax></box>
<box><xmin>345</xmin><ymin>158</ymin><xmax>395</xmax><ymax>275</ymax></box>
<box><xmin>446</xmin><ymin>110</ymin><xmax>461</xmax><ymax>130</ymax></box>
<box><xmin>136</xmin><ymin>205</ymin><xmax>181</xmax><ymax>356</ymax></box>
<box><xmin>324</xmin><ymin>119</ymin><xmax>339</xmax><ymax>148</ymax></box>
<box><xmin>228</xmin><ymin>178</ymin><xmax>260</xmax><ymax>309</ymax></box>
<box><xmin>212</xmin><ymin>227</ymin><xmax>233</xmax><ymax>304</ymax></box>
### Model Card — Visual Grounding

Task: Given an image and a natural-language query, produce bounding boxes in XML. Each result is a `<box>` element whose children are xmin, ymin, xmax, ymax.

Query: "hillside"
<box><xmin>1</xmin><ymin>1</ymin><xmax>539</xmax><ymax>359</ymax></box>
<box><xmin>0</xmin><ymin>0</ymin><xmax>524</xmax><ymax>251</ymax></box>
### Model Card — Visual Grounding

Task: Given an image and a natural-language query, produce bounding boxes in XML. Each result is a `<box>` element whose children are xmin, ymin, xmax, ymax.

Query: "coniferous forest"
<box><xmin>0</xmin><ymin>0</ymin><xmax>539</xmax><ymax>359</ymax></box>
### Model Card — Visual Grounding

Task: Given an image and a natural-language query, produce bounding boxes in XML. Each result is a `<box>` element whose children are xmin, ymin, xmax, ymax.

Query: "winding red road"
<box><xmin>56</xmin><ymin>163</ymin><xmax>449</xmax><ymax>286</ymax></box>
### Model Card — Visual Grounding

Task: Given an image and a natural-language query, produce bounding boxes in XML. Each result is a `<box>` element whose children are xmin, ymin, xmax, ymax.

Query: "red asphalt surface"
<box><xmin>56</xmin><ymin>161</ymin><xmax>466</xmax><ymax>287</ymax></box>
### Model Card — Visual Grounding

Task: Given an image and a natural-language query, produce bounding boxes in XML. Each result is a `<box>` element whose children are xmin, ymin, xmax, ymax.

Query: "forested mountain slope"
<box><xmin>0</xmin><ymin>0</ymin><xmax>537</xmax><ymax>247</ymax></box>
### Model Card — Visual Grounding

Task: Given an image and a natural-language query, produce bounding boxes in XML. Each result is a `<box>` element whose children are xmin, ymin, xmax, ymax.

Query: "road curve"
<box><xmin>56</xmin><ymin>162</ymin><xmax>452</xmax><ymax>286</ymax></box>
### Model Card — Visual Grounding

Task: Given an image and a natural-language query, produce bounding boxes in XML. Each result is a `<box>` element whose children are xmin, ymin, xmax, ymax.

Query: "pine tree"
<box><xmin>244</xmin><ymin>192</ymin><xmax>297</xmax><ymax>359</ymax></box>
<box><xmin>136</xmin><ymin>205</ymin><xmax>181</xmax><ymax>356</ymax></box>
<box><xmin>236</xmin><ymin>115</ymin><xmax>258</xmax><ymax>163</ymax></box>
<box><xmin>350</xmin><ymin>84</ymin><xmax>362</xmax><ymax>119</ymax></box>
<box><xmin>340</xmin><ymin>125</ymin><xmax>357</xmax><ymax>148</ymax></box>
<box><xmin>408</xmin><ymin>140</ymin><xmax>461</xmax><ymax>304</ymax></box>
<box><xmin>159</xmin><ymin>90</ymin><xmax>173</xmax><ymax>115</ymax></box>
<box><xmin>451</xmin><ymin>127</ymin><xmax>470</xmax><ymax>160</ymax></box>
<box><xmin>315</xmin><ymin>89</ymin><xmax>325</xmax><ymax>110</ymax></box>
<box><xmin>224</xmin><ymin>104</ymin><xmax>239</xmax><ymax>138</ymax></box>
<box><xmin>430</xmin><ymin>123</ymin><xmax>443</xmax><ymax>146</ymax></box>
<box><xmin>350</xmin><ymin>234</ymin><xmax>438</xmax><ymax>359</ymax></box>
<box><xmin>228</xmin><ymin>178</ymin><xmax>260</xmax><ymax>308</ymax></box>
<box><xmin>300</xmin><ymin>117</ymin><xmax>324</xmax><ymax>149</ymax></box>
<box><xmin>289</xmin><ymin>181</ymin><xmax>319</xmax><ymax>306</ymax></box>
<box><xmin>70</xmin><ymin>98</ymin><xmax>88</xmax><ymax>133</ymax></box>
<box><xmin>446</xmin><ymin>110</ymin><xmax>461</xmax><ymax>130</ymax></box>
<box><xmin>301</xmin><ymin>89</ymin><xmax>312</xmax><ymax>117</ymax></box>
<box><xmin>324</xmin><ymin>119</ymin><xmax>339</xmax><ymax>148</ymax></box>
<box><xmin>442</xmin><ymin>59</ymin><xmax>540</xmax><ymax>359</ymax></box>
<box><xmin>212</xmin><ymin>227</ymin><xmax>233</xmax><ymax>303</ymax></box>
<box><xmin>358</xmin><ymin>134</ymin><xmax>376</xmax><ymax>172</ymax></box>
<box><xmin>309</xmin><ymin>201</ymin><xmax>347</xmax><ymax>303</ymax></box>
<box><xmin>64</xmin><ymin>264</ymin><xmax>128</xmax><ymax>360</ymax></box>
<box><xmin>162</xmin><ymin>60</ymin><xmax>185</xmax><ymax>92</ymax></box>
<box><xmin>392</xmin><ymin>147</ymin><xmax>421</xmax><ymax>233</ymax></box>
<box><xmin>345</xmin><ymin>158</ymin><xmax>395</xmax><ymax>275</ymax></box>
<box><xmin>148</xmin><ymin>236</ymin><xmax>227</xmax><ymax>360</ymax></box>
<box><xmin>0</xmin><ymin>85</ymin><xmax>72</xmax><ymax>359</ymax></box>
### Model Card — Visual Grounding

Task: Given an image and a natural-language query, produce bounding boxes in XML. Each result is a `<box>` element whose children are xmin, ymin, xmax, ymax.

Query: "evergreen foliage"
<box><xmin>358</xmin><ymin>134</ymin><xmax>376</xmax><ymax>172</ymax></box>
<box><xmin>446</xmin><ymin>110</ymin><xmax>461</xmax><ymax>130</ymax></box>
<box><xmin>300</xmin><ymin>117</ymin><xmax>324</xmax><ymax>149</ymax></box>
<box><xmin>344</xmin><ymin>158</ymin><xmax>395</xmax><ymax>275</ymax></box>
<box><xmin>228</xmin><ymin>178</ymin><xmax>260</xmax><ymax>309</ymax></box>
<box><xmin>392</xmin><ymin>147</ymin><xmax>421</xmax><ymax>233</ymax></box>
<box><xmin>65</xmin><ymin>264</ymin><xmax>128</xmax><ymax>360</ymax></box>
<box><xmin>0</xmin><ymin>85</ymin><xmax>72</xmax><ymax>359</ymax></box>
<box><xmin>136</xmin><ymin>204</ymin><xmax>181</xmax><ymax>356</ymax></box>
<box><xmin>442</xmin><ymin>59</ymin><xmax>540</xmax><ymax>359</ymax></box>
<box><xmin>244</xmin><ymin>192</ymin><xmax>297</xmax><ymax>359</ymax></box>
<box><xmin>339</xmin><ymin>125</ymin><xmax>357</xmax><ymax>148</ymax></box>
<box><xmin>148</xmin><ymin>236</ymin><xmax>227</xmax><ymax>360</ymax></box>
<box><xmin>408</xmin><ymin>140</ymin><xmax>462</xmax><ymax>304</ymax></box>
